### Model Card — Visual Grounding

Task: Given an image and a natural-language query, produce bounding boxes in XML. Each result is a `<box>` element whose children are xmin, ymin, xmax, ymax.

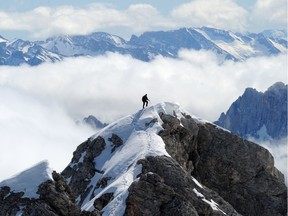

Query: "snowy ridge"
<box><xmin>72</xmin><ymin>102</ymin><xmax>178</xmax><ymax>214</ymax></box>
<box><xmin>0</xmin><ymin>161</ymin><xmax>52</xmax><ymax>198</ymax></box>
<box><xmin>64</xmin><ymin>102</ymin><xmax>229</xmax><ymax>215</ymax></box>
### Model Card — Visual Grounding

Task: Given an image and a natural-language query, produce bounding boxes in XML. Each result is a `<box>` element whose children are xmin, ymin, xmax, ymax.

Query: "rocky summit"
<box><xmin>0</xmin><ymin>102</ymin><xmax>287</xmax><ymax>215</ymax></box>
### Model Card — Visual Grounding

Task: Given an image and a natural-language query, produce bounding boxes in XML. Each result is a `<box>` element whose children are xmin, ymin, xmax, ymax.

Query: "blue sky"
<box><xmin>0</xmin><ymin>0</ymin><xmax>287</xmax><ymax>40</ymax></box>
<box><xmin>0</xmin><ymin>0</ymin><xmax>254</xmax><ymax>12</ymax></box>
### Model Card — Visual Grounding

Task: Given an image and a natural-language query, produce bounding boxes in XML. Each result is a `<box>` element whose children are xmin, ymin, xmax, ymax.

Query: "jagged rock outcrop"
<box><xmin>61</xmin><ymin>136</ymin><xmax>106</xmax><ymax>206</ymax></box>
<box><xmin>94</xmin><ymin>193</ymin><xmax>114</xmax><ymax>211</ymax></box>
<box><xmin>215</xmin><ymin>82</ymin><xmax>287</xmax><ymax>140</ymax></box>
<box><xmin>159</xmin><ymin>112</ymin><xmax>200</xmax><ymax>174</ymax></box>
<box><xmin>0</xmin><ymin>171</ymin><xmax>100</xmax><ymax>216</ymax></box>
<box><xmin>108</xmin><ymin>133</ymin><xmax>123</xmax><ymax>153</ymax></box>
<box><xmin>125</xmin><ymin>156</ymin><xmax>241</xmax><ymax>216</ymax></box>
<box><xmin>0</xmin><ymin>186</ymin><xmax>31</xmax><ymax>215</ymax></box>
<box><xmin>158</xmin><ymin>112</ymin><xmax>287</xmax><ymax>216</ymax></box>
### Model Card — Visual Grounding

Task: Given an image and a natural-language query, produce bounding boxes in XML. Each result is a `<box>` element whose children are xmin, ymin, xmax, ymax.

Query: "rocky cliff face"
<box><xmin>125</xmin><ymin>156</ymin><xmax>240</xmax><ymax>216</ymax></box>
<box><xmin>0</xmin><ymin>102</ymin><xmax>287</xmax><ymax>215</ymax></box>
<box><xmin>158</xmin><ymin>112</ymin><xmax>286</xmax><ymax>215</ymax></box>
<box><xmin>215</xmin><ymin>82</ymin><xmax>287</xmax><ymax>141</ymax></box>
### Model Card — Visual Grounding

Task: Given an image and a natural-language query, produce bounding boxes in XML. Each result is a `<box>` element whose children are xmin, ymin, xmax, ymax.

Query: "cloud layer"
<box><xmin>0</xmin><ymin>50</ymin><xmax>286</xmax><ymax>181</ymax></box>
<box><xmin>0</xmin><ymin>3</ymin><xmax>173</xmax><ymax>39</ymax></box>
<box><xmin>250</xmin><ymin>0</ymin><xmax>287</xmax><ymax>30</ymax></box>
<box><xmin>171</xmin><ymin>0</ymin><xmax>248</xmax><ymax>32</ymax></box>
<box><xmin>0</xmin><ymin>0</ymin><xmax>286</xmax><ymax>39</ymax></box>
<box><xmin>0</xmin><ymin>85</ymin><xmax>94</xmax><ymax>181</ymax></box>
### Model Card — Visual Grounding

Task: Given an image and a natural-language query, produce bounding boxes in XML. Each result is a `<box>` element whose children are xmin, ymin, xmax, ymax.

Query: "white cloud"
<box><xmin>0</xmin><ymin>85</ymin><xmax>94</xmax><ymax>181</ymax></box>
<box><xmin>0</xmin><ymin>1</ymin><xmax>286</xmax><ymax>40</ymax></box>
<box><xmin>250</xmin><ymin>0</ymin><xmax>287</xmax><ymax>31</ymax></box>
<box><xmin>0</xmin><ymin>51</ymin><xmax>286</xmax><ymax>180</ymax></box>
<box><xmin>126</xmin><ymin>4</ymin><xmax>175</xmax><ymax>32</ymax></box>
<box><xmin>171</xmin><ymin>0</ymin><xmax>248</xmax><ymax>32</ymax></box>
<box><xmin>0</xmin><ymin>4</ymin><xmax>172</xmax><ymax>39</ymax></box>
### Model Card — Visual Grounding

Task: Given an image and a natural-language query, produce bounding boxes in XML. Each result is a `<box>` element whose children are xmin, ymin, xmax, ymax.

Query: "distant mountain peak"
<box><xmin>215</xmin><ymin>82</ymin><xmax>287</xmax><ymax>140</ymax></box>
<box><xmin>267</xmin><ymin>81</ymin><xmax>286</xmax><ymax>92</ymax></box>
<box><xmin>83</xmin><ymin>115</ymin><xmax>108</xmax><ymax>130</ymax></box>
<box><xmin>242</xmin><ymin>87</ymin><xmax>261</xmax><ymax>96</ymax></box>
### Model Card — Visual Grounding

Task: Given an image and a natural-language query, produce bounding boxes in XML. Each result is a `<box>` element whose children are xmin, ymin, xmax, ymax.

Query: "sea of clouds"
<box><xmin>0</xmin><ymin>50</ymin><xmax>286</xmax><ymax>182</ymax></box>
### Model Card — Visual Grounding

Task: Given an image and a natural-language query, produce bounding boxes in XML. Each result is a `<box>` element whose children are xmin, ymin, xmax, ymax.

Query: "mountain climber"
<box><xmin>142</xmin><ymin>94</ymin><xmax>150</xmax><ymax>109</ymax></box>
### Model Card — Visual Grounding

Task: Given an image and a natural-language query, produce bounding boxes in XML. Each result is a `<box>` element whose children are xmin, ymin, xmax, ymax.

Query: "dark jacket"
<box><xmin>142</xmin><ymin>95</ymin><xmax>149</xmax><ymax>102</ymax></box>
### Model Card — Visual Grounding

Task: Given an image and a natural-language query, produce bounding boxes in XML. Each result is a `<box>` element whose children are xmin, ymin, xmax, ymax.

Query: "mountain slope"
<box><xmin>0</xmin><ymin>102</ymin><xmax>287</xmax><ymax>215</ymax></box>
<box><xmin>0</xmin><ymin>37</ymin><xmax>62</xmax><ymax>66</ymax></box>
<box><xmin>0</xmin><ymin>27</ymin><xmax>287</xmax><ymax>65</ymax></box>
<box><xmin>215</xmin><ymin>82</ymin><xmax>287</xmax><ymax>140</ymax></box>
<box><xmin>0</xmin><ymin>161</ymin><xmax>52</xmax><ymax>199</ymax></box>
<box><xmin>38</xmin><ymin>32</ymin><xmax>127</xmax><ymax>57</ymax></box>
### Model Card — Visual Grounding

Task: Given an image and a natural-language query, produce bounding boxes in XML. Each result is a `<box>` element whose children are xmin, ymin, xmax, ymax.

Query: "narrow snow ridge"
<box><xmin>0</xmin><ymin>160</ymin><xmax>53</xmax><ymax>198</ymax></box>
<box><xmin>78</xmin><ymin>102</ymin><xmax>192</xmax><ymax>215</ymax></box>
<box><xmin>79</xmin><ymin>102</ymin><xmax>231</xmax><ymax>215</ymax></box>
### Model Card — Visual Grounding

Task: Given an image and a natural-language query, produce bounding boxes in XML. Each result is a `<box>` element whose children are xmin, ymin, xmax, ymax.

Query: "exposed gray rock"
<box><xmin>108</xmin><ymin>133</ymin><xmax>123</xmax><ymax>153</ymax></box>
<box><xmin>0</xmin><ymin>186</ymin><xmax>30</xmax><ymax>216</ymax></box>
<box><xmin>0</xmin><ymin>171</ymin><xmax>100</xmax><ymax>216</ymax></box>
<box><xmin>32</xmin><ymin>171</ymin><xmax>81</xmax><ymax>215</ymax></box>
<box><xmin>159</xmin><ymin>112</ymin><xmax>200</xmax><ymax>174</ymax></box>
<box><xmin>195</xmin><ymin>123</ymin><xmax>287</xmax><ymax>216</ymax></box>
<box><xmin>61</xmin><ymin>136</ymin><xmax>106</xmax><ymax>206</ymax></box>
<box><xmin>94</xmin><ymin>193</ymin><xmax>114</xmax><ymax>211</ymax></box>
<box><xmin>125</xmin><ymin>156</ymin><xmax>241</xmax><ymax>216</ymax></box>
<box><xmin>96</xmin><ymin>176</ymin><xmax>112</xmax><ymax>189</ymax></box>
<box><xmin>158</xmin><ymin>113</ymin><xmax>287</xmax><ymax>216</ymax></box>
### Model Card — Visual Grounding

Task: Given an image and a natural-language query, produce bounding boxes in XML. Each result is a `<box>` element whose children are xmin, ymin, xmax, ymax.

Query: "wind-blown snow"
<box><xmin>0</xmin><ymin>161</ymin><xmax>52</xmax><ymax>198</ymax></box>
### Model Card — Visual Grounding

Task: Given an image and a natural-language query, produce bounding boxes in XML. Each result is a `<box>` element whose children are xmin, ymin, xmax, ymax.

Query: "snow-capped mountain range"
<box><xmin>0</xmin><ymin>102</ymin><xmax>286</xmax><ymax>215</ymax></box>
<box><xmin>0</xmin><ymin>27</ymin><xmax>287</xmax><ymax>66</ymax></box>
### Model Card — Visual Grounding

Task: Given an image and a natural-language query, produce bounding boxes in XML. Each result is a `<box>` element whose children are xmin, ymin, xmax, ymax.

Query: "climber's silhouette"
<box><xmin>142</xmin><ymin>94</ymin><xmax>150</xmax><ymax>109</ymax></box>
